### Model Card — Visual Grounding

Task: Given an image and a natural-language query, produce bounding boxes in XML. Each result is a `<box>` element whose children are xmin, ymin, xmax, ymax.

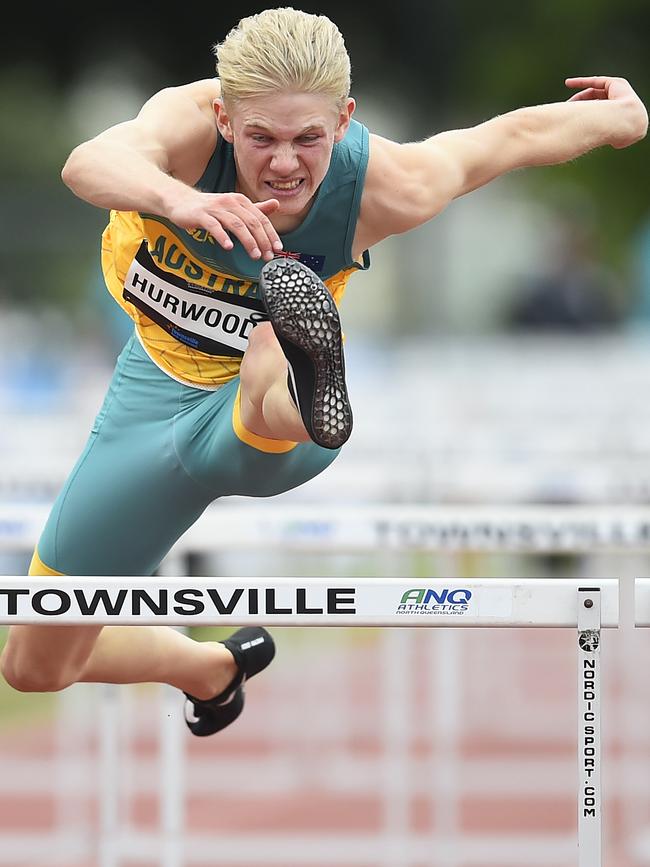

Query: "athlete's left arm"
<box><xmin>357</xmin><ymin>76</ymin><xmax>647</xmax><ymax>248</ymax></box>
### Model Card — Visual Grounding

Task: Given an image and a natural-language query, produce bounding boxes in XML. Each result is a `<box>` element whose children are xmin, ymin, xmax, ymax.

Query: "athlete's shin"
<box><xmin>239</xmin><ymin>322</ymin><xmax>308</xmax><ymax>441</ymax></box>
<box><xmin>76</xmin><ymin>626</ymin><xmax>238</xmax><ymax>698</ymax></box>
<box><xmin>261</xmin><ymin>376</ymin><xmax>311</xmax><ymax>442</ymax></box>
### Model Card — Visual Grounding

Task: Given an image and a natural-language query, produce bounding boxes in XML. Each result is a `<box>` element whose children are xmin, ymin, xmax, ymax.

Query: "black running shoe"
<box><xmin>259</xmin><ymin>257</ymin><xmax>353</xmax><ymax>450</ymax></box>
<box><xmin>184</xmin><ymin>626</ymin><xmax>275</xmax><ymax>737</ymax></box>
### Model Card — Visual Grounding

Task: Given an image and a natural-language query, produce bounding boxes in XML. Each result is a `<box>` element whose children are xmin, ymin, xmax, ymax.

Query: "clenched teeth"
<box><xmin>268</xmin><ymin>179</ymin><xmax>303</xmax><ymax>190</ymax></box>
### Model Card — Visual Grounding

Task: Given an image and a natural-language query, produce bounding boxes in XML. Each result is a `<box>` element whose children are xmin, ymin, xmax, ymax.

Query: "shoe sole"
<box><xmin>259</xmin><ymin>258</ymin><xmax>352</xmax><ymax>450</ymax></box>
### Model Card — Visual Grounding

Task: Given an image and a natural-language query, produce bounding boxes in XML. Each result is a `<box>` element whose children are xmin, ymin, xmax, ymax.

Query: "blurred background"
<box><xmin>1</xmin><ymin>2</ymin><xmax>650</xmax><ymax>866</ymax></box>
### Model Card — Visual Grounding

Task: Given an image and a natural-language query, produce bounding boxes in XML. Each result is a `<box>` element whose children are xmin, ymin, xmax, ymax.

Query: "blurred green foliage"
<box><xmin>0</xmin><ymin>65</ymin><xmax>105</xmax><ymax>306</ymax></box>
<box><xmin>0</xmin><ymin>65</ymin><xmax>75</xmax><ymax>179</ymax></box>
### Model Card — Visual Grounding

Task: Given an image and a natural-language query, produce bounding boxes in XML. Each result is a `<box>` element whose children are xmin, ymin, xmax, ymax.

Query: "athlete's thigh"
<box><xmin>36</xmin><ymin>336</ymin><xmax>214</xmax><ymax>576</ymax></box>
<box><xmin>176</xmin><ymin>378</ymin><xmax>341</xmax><ymax>498</ymax></box>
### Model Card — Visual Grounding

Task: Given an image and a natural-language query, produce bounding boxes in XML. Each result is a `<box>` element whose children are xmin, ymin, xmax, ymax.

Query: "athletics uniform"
<box><xmin>30</xmin><ymin>120</ymin><xmax>370</xmax><ymax>577</ymax></box>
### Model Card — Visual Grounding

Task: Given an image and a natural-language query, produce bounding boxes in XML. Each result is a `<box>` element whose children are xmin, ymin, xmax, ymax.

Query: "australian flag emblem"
<box><xmin>283</xmin><ymin>250</ymin><xmax>326</xmax><ymax>272</ymax></box>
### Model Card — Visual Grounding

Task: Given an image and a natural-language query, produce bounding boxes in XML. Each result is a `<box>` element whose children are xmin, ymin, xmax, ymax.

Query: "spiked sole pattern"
<box><xmin>259</xmin><ymin>258</ymin><xmax>352</xmax><ymax>450</ymax></box>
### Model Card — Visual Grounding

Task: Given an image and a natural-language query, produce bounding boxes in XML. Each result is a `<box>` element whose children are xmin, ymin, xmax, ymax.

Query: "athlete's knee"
<box><xmin>1</xmin><ymin>633</ymin><xmax>84</xmax><ymax>693</ymax></box>
<box><xmin>1</xmin><ymin>651</ymin><xmax>75</xmax><ymax>693</ymax></box>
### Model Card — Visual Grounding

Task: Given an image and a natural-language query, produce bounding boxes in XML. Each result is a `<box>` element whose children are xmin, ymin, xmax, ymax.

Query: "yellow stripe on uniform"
<box><xmin>232</xmin><ymin>385</ymin><xmax>298</xmax><ymax>454</ymax></box>
<box><xmin>29</xmin><ymin>548</ymin><xmax>64</xmax><ymax>577</ymax></box>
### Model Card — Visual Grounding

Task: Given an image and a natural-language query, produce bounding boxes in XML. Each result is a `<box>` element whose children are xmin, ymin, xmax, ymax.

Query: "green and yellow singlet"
<box><xmin>101</xmin><ymin>118</ymin><xmax>370</xmax><ymax>389</ymax></box>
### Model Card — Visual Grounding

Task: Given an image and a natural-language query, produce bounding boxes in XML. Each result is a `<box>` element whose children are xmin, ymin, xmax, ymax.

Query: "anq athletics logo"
<box><xmin>397</xmin><ymin>587</ymin><xmax>472</xmax><ymax>616</ymax></box>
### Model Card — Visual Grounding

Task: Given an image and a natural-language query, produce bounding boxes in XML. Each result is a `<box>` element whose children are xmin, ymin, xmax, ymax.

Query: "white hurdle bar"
<box><xmin>0</xmin><ymin>577</ymin><xmax>617</xmax><ymax>867</ymax></box>
<box><xmin>0</xmin><ymin>577</ymin><xmax>619</xmax><ymax>628</ymax></box>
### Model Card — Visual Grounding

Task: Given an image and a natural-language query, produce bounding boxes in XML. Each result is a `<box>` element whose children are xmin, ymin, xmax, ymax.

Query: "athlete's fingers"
<box><xmin>254</xmin><ymin>199</ymin><xmax>283</xmax><ymax>253</ymax></box>
<box><xmin>201</xmin><ymin>216</ymin><xmax>234</xmax><ymax>250</ymax></box>
<box><xmin>212</xmin><ymin>197</ymin><xmax>280</xmax><ymax>259</ymax></box>
<box><xmin>567</xmin><ymin>88</ymin><xmax>606</xmax><ymax>102</ymax></box>
<box><xmin>565</xmin><ymin>76</ymin><xmax>610</xmax><ymax>89</ymax></box>
<box><xmin>207</xmin><ymin>194</ymin><xmax>282</xmax><ymax>258</ymax></box>
<box><xmin>231</xmin><ymin>194</ymin><xmax>282</xmax><ymax>254</ymax></box>
<box><xmin>234</xmin><ymin>201</ymin><xmax>282</xmax><ymax>261</ymax></box>
<box><xmin>565</xmin><ymin>76</ymin><xmax>641</xmax><ymax>105</ymax></box>
<box><xmin>255</xmin><ymin>198</ymin><xmax>281</xmax><ymax>215</ymax></box>
<box><xmin>230</xmin><ymin>204</ymin><xmax>281</xmax><ymax>260</ymax></box>
<box><xmin>234</xmin><ymin>207</ymin><xmax>274</xmax><ymax>260</ymax></box>
<box><xmin>216</xmin><ymin>210</ymin><xmax>263</xmax><ymax>259</ymax></box>
<box><xmin>184</xmin><ymin>192</ymin><xmax>283</xmax><ymax>259</ymax></box>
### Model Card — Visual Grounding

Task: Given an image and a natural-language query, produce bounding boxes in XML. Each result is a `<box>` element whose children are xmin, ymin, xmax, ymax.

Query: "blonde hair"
<box><xmin>214</xmin><ymin>8</ymin><xmax>351</xmax><ymax>108</ymax></box>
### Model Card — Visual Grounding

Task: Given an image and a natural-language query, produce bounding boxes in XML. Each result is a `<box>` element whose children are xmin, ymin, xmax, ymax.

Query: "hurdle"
<box><xmin>0</xmin><ymin>576</ymin><xmax>618</xmax><ymax>866</ymax></box>
<box><xmin>631</xmin><ymin>579</ymin><xmax>650</xmax><ymax>864</ymax></box>
<box><xmin>634</xmin><ymin>579</ymin><xmax>650</xmax><ymax>626</ymax></box>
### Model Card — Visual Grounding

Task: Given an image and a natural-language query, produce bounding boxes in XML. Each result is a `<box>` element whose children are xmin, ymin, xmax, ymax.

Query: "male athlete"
<box><xmin>1</xmin><ymin>8</ymin><xmax>646</xmax><ymax>735</ymax></box>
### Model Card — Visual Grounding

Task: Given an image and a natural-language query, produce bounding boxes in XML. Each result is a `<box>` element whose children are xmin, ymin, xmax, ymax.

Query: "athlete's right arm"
<box><xmin>61</xmin><ymin>81</ymin><xmax>282</xmax><ymax>260</ymax></box>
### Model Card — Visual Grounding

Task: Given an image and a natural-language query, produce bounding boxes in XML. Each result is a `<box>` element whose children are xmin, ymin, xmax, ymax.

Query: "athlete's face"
<box><xmin>216</xmin><ymin>92</ymin><xmax>355</xmax><ymax>221</ymax></box>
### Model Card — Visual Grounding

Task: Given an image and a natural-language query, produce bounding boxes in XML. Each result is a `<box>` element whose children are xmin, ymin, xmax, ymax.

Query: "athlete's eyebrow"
<box><xmin>243</xmin><ymin>121</ymin><xmax>326</xmax><ymax>134</ymax></box>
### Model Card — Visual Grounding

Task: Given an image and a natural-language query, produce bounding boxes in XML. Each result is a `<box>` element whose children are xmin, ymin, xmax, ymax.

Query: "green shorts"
<box><xmin>34</xmin><ymin>333</ymin><xmax>339</xmax><ymax>576</ymax></box>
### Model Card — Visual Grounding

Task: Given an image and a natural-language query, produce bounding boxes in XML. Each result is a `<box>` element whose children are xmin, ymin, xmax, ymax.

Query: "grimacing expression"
<box><xmin>215</xmin><ymin>92</ymin><xmax>355</xmax><ymax>218</ymax></box>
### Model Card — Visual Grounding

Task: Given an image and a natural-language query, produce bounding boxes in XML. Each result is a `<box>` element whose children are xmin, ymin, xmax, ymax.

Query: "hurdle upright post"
<box><xmin>98</xmin><ymin>683</ymin><xmax>121</xmax><ymax>867</ymax></box>
<box><xmin>157</xmin><ymin>555</ymin><xmax>188</xmax><ymax>867</ymax></box>
<box><xmin>577</xmin><ymin>587</ymin><xmax>602</xmax><ymax>867</ymax></box>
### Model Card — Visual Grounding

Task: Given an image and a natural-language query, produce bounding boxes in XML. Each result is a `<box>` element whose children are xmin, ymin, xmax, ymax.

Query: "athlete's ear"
<box><xmin>334</xmin><ymin>97</ymin><xmax>355</xmax><ymax>143</ymax></box>
<box><xmin>214</xmin><ymin>99</ymin><xmax>234</xmax><ymax>143</ymax></box>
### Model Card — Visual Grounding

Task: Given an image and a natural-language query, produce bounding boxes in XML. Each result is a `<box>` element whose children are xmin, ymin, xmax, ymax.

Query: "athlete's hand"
<box><xmin>565</xmin><ymin>76</ymin><xmax>648</xmax><ymax>148</ymax></box>
<box><xmin>167</xmin><ymin>191</ymin><xmax>283</xmax><ymax>260</ymax></box>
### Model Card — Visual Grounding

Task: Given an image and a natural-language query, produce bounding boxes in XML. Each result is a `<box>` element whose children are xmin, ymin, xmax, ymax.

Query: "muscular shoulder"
<box><xmin>146</xmin><ymin>78</ymin><xmax>221</xmax><ymax>124</ymax></box>
<box><xmin>353</xmin><ymin>133</ymin><xmax>459</xmax><ymax>254</ymax></box>
<box><xmin>87</xmin><ymin>78</ymin><xmax>221</xmax><ymax>187</ymax></box>
<box><xmin>134</xmin><ymin>78</ymin><xmax>221</xmax><ymax>184</ymax></box>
